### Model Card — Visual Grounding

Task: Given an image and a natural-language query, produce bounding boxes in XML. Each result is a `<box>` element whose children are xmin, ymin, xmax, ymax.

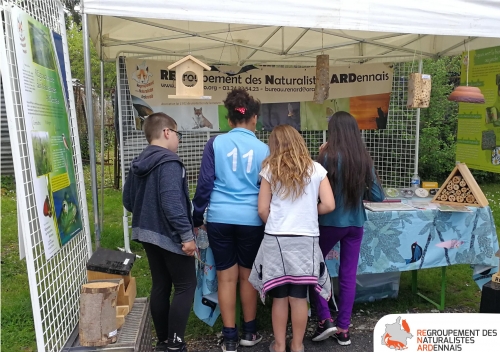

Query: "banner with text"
<box><xmin>456</xmin><ymin>45</ymin><xmax>500</xmax><ymax>173</ymax></box>
<box><xmin>125</xmin><ymin>58</ymin><xmax>393</xmax><ymax>131</ymax></box>
<box><xmin>374</xmin><ymin>313</ymin><xmax>499</xmax><ymax>351</ymax></box>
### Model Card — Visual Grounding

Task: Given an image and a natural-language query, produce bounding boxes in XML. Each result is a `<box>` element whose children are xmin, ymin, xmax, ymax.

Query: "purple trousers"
<box><xmin>312</xmin><ymin>225</ymin><xmax>364</xmax><ymax>330</ymax></box>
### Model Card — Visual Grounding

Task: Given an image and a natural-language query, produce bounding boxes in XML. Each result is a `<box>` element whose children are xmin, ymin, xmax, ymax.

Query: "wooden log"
<box><xmin>407</xmin><ymin>73</ymin><xmax>432</xmax><ymax>108</ymax></box>
<box><xmin>452</xmin><ymin>175</ymin><xmax>462</xmax><ymax>183</ymax></box>
<box><xmin>453</xmin><ymin>184</ymin><xmax>460</xmax><ymax>191</ymax></box>
<box><xmin>313</xmin><ymin>54</ymin><xmax>330</xmax><ymax>104</ymax></box>
<box><xmin>448</xmin><ymin>195</ymin><xmax>456</xmax><ymax>202</ymax></box>
<box><xmin>79</xmin><ymin>282</ymin><xmax>119</xmax><ymax>347</ymax></box>
<box><xmin>459</xmin><ymin>180</ymin><xmax>467</xmax><ymax>187</ymax></box>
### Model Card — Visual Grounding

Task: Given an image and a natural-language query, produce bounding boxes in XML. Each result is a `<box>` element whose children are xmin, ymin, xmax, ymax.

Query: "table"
<box><xmin>194</xmin><ymin>205</ymin><xmax>499</xmax><ymax>325</ymax></box>
<box><xmin>324</xmin><ymin>204</ymin><xmax>499</xmax><ymax>310</ymax></box>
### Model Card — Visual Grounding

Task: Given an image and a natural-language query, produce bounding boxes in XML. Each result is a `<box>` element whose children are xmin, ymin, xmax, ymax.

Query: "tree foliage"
<box><xmin>418</xmin><ymin>56</ymin><xmax>461</xmax><ymax>182</ymax></box>
<box><xmin>65</xmin><ymin>15</ymin><xmax>116</xmax><ymax>96</ymax></box>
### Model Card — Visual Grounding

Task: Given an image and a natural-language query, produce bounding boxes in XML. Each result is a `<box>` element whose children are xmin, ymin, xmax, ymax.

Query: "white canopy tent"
<box><xmin>81</xmin><ymin>0</ymin><xmax>500</xmax><ymax>246</ymax></box>
<box><xmin>84</xmin><ymin>0</ymin><xmax>500</xmax><ymax>65</ymax></box>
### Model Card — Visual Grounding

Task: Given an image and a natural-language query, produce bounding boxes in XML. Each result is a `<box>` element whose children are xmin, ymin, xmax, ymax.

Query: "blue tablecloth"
<box><xmin>194</xmin><ymin>205</ymin><xmax>499</xmax><ymax>326</ymax></box>
<box><xmin>324</xmin><ymin>206</ymin><xmax>499</xmax><ymax>277</ymax></box>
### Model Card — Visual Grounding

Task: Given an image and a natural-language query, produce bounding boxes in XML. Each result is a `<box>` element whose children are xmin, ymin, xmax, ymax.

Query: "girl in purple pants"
<box><xmin>311</xmin><ymin>111</ymin><xmax>384</xmax><ymax>346</ymax></box>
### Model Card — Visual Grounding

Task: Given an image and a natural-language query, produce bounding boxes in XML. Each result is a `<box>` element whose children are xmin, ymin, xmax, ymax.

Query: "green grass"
<box><xmin>2</xmin><ymin>172</ymin><xmax>499</xmax><ymax>351</ymax></box>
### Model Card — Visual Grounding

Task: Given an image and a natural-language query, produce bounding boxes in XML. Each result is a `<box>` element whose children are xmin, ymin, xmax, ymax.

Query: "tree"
<box><xmin>62</xmin><ymin>0</ymin><xmax>81</xmax><ymax>26</ymax></box>
<box><xmin>66</xmin><ymin>16</ymin><xmax>116</xmax><ymax>96</ymax></box>
<box><xmin>418</xmin><ymin>56</ymin><xmax>461</xmax><ymax>182</ymax></box>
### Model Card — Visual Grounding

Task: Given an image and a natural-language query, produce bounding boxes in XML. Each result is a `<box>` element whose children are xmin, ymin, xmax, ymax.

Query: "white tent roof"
<box><xmin>83</xmin><ymin>0</ymin><xmax>500</xmax><ymax>65</ymax></box>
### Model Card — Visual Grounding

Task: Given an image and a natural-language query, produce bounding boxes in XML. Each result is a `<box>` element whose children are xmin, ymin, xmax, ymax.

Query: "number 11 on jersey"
<box><xmin>227</xmin><ymin>148</ymin><xmax>254</xmax><ymax>173</ymax></box>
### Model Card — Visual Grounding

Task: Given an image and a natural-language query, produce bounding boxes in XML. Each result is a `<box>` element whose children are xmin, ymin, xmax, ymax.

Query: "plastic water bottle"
<box><xmin>410</xmin><ymin>174</ymin><xmax>421</xmax><ymax>189</ymax></box>
<box><xmin>196</xmin><ymin>227</ymin><xmax>209</xmax><ymax>249</ymax></box>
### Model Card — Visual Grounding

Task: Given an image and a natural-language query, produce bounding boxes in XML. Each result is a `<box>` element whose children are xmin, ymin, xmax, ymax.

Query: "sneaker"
<box><xmin>219</xmin><ymin>337</ymin><xmax>238</xmax><ymax>352</ymax></box>
<box><xmin>167</xmin><ymin>344</ymin><xmax>187</xmax><ymax>352</ymax></box>
<box><xmin>154</xmin><ymin>341</ymin><xmax>169</xmax><ymax>352</ymax></box>
<box><xmin>239</xmin><ymin>332</ymin><xmax>263</xmax><ymax>347</ymax></box>
<box><xmin>332</xmin><ymin>331</ymin><xmax>351</xmax><ymax>346</ymax></box>
<box><xmin>311</xmin><ymin>318</ymin><xmax>337</xmax><ymax>342</ymax></box>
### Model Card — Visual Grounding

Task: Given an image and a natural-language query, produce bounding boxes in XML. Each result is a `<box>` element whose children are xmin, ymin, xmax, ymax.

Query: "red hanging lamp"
<box><xmin>448</xmin><ymin>42</ymin><xmax>485</xmax><ymax>104</ymax></box>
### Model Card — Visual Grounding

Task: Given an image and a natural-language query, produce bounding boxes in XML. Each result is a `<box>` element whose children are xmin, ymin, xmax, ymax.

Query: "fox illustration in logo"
<box><xmin>383</xmin><ymin>333</ymin><xmax>407</xmax><ymax>350</ymax></box>
<box><xmin>132</xmin><ymin>61</ymin><xmax>152</xmax><ymax>84</ymax></box>
<box><xmin>192</xmin><ymin>107</ymin><xmax>213</xmax><ymax>129</ymax></box>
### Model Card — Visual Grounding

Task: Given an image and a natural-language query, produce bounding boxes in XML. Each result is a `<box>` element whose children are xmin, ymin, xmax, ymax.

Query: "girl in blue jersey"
<box><xmin>311</xmin><ymin>111</ymin><xmax>384</xmax><ymax>346</ymax></box>
<box><xmin>192</xmin><ymin>88</ymin><xmax>269</xmax><ymax>352</ymax></box>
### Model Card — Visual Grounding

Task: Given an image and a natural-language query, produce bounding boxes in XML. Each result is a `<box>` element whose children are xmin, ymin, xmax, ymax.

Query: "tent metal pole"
<box><xmin>82</xmin><ymin>13</ymin><xmax>101</xmax><ymax>246</ymax></box>
<box><xmin>99</xmin><ymin>15</ymin><xmax>105</xmax><ymax>245</ymax></box>
<box><xmin>414</xmin><ymin>59</ymin><xmax>423</xmax><ymax>176</ymax></box>
<box><xmin>100</xmin><ymin>60</ymin><xmax>105</xmax><ymax>240</ymax></box>
<box><xmin>115</xmin><ymin>55</ymin><xmax>132</xmax><ymax>253</ymax></box>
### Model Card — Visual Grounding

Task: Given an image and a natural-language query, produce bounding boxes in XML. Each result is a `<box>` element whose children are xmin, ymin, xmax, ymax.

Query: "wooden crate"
<box><xmin>431</xmin><ymin>163</ymin><xmax>489</xmax><ymax>207</ymax></box>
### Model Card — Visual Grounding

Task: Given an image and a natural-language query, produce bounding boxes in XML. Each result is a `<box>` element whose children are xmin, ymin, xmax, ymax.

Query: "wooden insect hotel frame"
<box><xmin>431</xmin><ymin>163</ymin><xmax>489</xmax><ymax>207</ymax></box>
<box><xmin>493</xmin><ymin>250</ymin><xmax>500</xmax><ymax>284</ymax></box>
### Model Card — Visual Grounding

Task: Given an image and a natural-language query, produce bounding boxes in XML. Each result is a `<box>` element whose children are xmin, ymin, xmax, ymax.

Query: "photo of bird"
<box><xmin>405</xmin><ymin>241</ymin><xmax>423</xmax><ymax>264</ymax></box>
<box><xmin>288</xmin><ymin>103</ymin><xmax>294</xmax><ymax>117</ymax></box>
<box><xmin>131</xmin><ymin>95</ymin><xmax>154</xmax><ymax>130</ymax></box>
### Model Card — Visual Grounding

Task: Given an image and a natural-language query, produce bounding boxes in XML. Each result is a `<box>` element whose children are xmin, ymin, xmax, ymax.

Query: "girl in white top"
<box><xmin>249</xmin><ymin>125</ymin><xmax>335</xmax><ymax>352</ymax></box>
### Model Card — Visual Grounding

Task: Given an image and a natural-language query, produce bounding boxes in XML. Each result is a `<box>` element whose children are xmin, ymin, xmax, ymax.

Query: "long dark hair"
<box><xmin>318</xmin><ymin>111</ymin><xmax>378</xmax><ymax>210</ymax></box>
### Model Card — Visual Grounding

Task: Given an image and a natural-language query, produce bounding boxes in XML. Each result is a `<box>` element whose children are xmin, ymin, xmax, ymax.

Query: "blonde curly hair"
<box><xmin>262</xmin><ymin>124</ymin><xmax>313</xmax><ymax>201</ymax></box>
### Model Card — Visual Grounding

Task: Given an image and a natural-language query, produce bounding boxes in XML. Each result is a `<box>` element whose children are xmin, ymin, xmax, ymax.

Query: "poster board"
<box><xmin>125</xmin><ymin>58</ymin><xmax>393</xmax><ymax>132</ymax></box>
<box><xmin>10</xmin><ymin>6</ymin><xmax>83</xmax><ymax>259</ymax></box>
<box><xmin>456</xmin><ymin>45</ymin><xmax>500</xmax><ymax>173</ymax></box>
<box><xmin>1</xmin><ymin>3</ymin><xmax>92</xmax><ymax>351</ymax></box>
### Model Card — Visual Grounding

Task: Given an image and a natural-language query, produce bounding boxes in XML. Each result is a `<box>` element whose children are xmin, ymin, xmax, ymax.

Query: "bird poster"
<box><xmin>11</xmin><ymin>7</ymin><xmax>83</xmax><ymax>259</ymax></box>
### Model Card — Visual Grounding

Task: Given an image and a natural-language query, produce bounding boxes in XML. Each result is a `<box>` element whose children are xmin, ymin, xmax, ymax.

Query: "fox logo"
<box><xmin>381</xmin><ymin>317</ymin><xmax>413</xmax><ymax>350</ymax></box>
<box><xmin>132</xmin><ymin>61</ymin><xmax>152</xmax><ymax>84</ymax></box>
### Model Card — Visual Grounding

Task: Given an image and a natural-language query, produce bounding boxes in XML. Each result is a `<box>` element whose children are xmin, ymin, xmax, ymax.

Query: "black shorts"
<box><xmin>267</xmin><ymin>284</ymin><xmax>309</xmax><ymax>299</ymax></box>
<box><xmin>206</xmin><ymin>222</ymin><xmax>264</xmax><ymax>271</ymax></box>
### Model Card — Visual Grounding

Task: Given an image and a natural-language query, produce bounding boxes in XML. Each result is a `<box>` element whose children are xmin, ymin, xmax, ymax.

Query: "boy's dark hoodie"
<box><xmin>123</xmin><ymin>145</ymin><xmax>194</xmax><ymax>255</ymax></box>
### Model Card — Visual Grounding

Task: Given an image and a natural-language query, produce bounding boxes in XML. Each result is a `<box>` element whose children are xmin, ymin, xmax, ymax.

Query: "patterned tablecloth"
<box><xmin>325</xmin><ymin>206</ymin><xmax>499</xmax><ymax>277</ymax></box>
<box><xmin>194</xmin><ymin>205</ymin><xmax>499</xmax><ymax>326</ymax></box>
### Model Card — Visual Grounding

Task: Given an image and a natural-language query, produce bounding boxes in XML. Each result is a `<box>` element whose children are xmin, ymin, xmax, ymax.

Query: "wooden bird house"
<box><xmin>407</xmin><ymin>73</ymin><xmax>432</xmax><ymax>108</ymax></box>
<box><xmin>431</xmin><ymin>163</ymin><xmax>488</xmax><ymax>207</ymax></box>
<box><xmin>167</xmin><ymin>55</ymin><xmax>211</xmax><ymax>100</ymax></box>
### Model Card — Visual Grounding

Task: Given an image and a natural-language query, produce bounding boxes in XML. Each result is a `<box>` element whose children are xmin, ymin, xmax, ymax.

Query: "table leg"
<box><xmin>412</xmin><ymin>267</ymin><xmax>447</xmax><ymax>311</ymax></box>
<box><xmin>412</xmin><ymin>270</ymin><xmax>418</xmax><ymax>294</ymax></box>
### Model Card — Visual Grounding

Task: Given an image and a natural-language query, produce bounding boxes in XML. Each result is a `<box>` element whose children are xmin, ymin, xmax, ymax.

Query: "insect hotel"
<box><xmin>431</xmin><ymin>163</ymin><xmax>489</xmax><ymax>207</ymax></box>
